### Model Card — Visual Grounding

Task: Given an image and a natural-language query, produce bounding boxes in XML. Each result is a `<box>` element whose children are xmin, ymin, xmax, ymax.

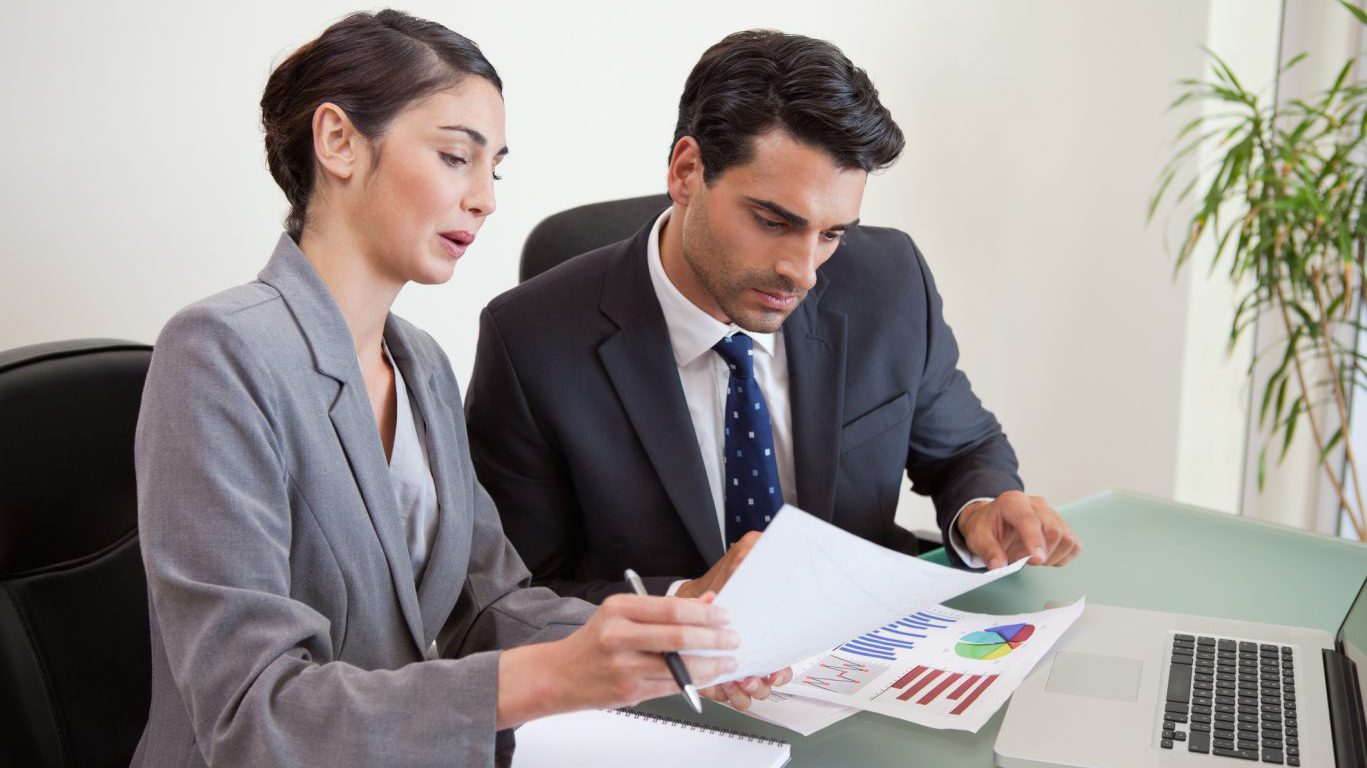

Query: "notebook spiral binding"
<box><xmin>613</xmin><ymin>708</ymin><xmax>790</xmax><ymax>748</ymax></box>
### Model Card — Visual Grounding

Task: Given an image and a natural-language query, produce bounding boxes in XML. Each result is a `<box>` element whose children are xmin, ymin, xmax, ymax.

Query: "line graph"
<box><xmin>798</xmin><ymin>653</ymin><xmax>888</xmax><ymax>695</ymax></box>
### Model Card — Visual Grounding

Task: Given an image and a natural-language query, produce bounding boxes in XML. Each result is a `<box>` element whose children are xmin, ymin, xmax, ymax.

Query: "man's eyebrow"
<box><xmin>439</xmin><ymin>125</ymin><xmax>509</xmax><ymax>157</ymax></box>
<box><xmin>746</xmin><ymin>197</ymin><xmax>859</xmax><ymax>230</ymax></box>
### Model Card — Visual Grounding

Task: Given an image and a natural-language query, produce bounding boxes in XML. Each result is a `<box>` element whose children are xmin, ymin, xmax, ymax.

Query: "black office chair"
<box><xmin>0</xmin><ymin>339</ymin><xmax>154</xmax><ymax>767</ymax></box>
<box><xmin>519</xmin><ymin>193</ymin><xmax>672</xmax><ymax>282</ymax></box>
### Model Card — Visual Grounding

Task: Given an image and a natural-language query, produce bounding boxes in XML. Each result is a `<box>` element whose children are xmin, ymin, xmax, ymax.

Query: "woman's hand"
<box><xmin>497</xmin><ymin>593</ymin><xmax>737</xmax><ymax>728</ymax></box>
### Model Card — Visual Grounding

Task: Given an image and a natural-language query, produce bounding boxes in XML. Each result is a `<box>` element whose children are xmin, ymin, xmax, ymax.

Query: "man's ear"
<box><xmin>312</xmin><ymin>102</ymin><xmax>362</xmax><ymax>184</ymax></box>
<box><xmin>666</xmin><ymin>136</ymin><xmax>705</xmax><ymax>207</ymax></box>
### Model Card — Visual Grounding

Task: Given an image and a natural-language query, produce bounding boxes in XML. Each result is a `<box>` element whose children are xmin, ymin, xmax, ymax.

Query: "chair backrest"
<box><xmin>519</xmin><ymin>193</ymin><xmax>672</xmax><ymax>282</ymax></box>
<box><xmin>0</xmin><ymin>339</ymin><xmax>154</xmax><ymax>768</ymax></box>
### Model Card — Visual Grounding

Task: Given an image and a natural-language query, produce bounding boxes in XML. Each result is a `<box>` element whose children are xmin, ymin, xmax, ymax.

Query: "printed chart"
<box><xmin>955</xmin><ymin>623</ymin><xmax>1034</xmax><ymax>660</ymax></box>
<box><xmin>780</xmin><ymin>599</ymin><xmax>1084</xmax><ymax>732</ymax></box>
<box><xmin>837</xmin><ymin>609</ymin><xmax>959</xmax><ymax>662</ymax></box>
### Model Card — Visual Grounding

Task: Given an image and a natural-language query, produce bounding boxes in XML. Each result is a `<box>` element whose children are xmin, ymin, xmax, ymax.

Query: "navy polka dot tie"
<box><xmin>713</xmin><ymin>333</ymin><xmax>783</xmax><ymax>546</ymax></box>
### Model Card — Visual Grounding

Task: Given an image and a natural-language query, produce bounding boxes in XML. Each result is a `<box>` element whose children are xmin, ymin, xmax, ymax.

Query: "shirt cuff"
<box><xmin>947</xmin><ymin>497</ymin><xmax>993</xmax><ymax>569</ymax></box>
<box><xmin>665</xmin><ymin>579</ymin><xmax>688</xmax><ymax>597</ymax></box>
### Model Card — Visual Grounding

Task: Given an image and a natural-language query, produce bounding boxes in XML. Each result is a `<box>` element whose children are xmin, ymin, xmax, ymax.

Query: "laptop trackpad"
<box><xmin>1046</xmin><ymin>652</ymin><xmax>1143</xmax><ymax>702</ymax></box>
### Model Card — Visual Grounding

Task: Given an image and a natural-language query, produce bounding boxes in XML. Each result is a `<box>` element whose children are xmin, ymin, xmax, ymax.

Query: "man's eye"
<box><xmin>440</xmin><ymin>152</ymin><xmax>467</xmax><ymax>167</ymax></box>
<box><xmin>757</xmin><ymin>217</ymin><xmax>785</xmax><ymax>231</ymax></box>
<box><xmin>822</xmin><ymin>231</ymin><xmax>845</xmax><ymax>243</ymax></box>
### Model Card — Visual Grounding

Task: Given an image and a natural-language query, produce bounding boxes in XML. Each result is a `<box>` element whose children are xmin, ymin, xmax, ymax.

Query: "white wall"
<box><xmin>1</xmin><ymin>1</ymin><xmax>1229</xmax><ymax>526</ymax></box>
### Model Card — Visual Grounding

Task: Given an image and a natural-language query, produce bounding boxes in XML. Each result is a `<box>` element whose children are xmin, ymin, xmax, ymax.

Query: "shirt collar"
<box><xmin>645</xmin><ymin>208</ymin><xmax>777</xmax><ymax>368</ymax></box>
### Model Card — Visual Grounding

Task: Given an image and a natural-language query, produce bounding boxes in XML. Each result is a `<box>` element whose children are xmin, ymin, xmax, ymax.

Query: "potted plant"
<box><xmin>1150</xmin><ymin>0</ymin><xmax>1367</xmax><ymax>540</ymax></box>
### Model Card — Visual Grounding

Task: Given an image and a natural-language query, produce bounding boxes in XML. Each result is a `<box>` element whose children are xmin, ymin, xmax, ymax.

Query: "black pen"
<box><xmin>623</xmin><ymin>568</ymin><xmax>703</xmax><ymax>713</ymax></box>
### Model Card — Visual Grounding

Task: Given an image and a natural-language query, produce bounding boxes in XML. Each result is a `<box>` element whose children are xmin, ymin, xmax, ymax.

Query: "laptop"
<box><xmin>994</xmin><ymin>575</ymin><xmax>1367</xmax><ymax>767</ymax></box>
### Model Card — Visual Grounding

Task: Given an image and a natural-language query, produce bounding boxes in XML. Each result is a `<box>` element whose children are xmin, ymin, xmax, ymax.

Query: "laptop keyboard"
<box><xmin>1162</xmin><ymin>633</ymin><xmax>1299</xmax><ymax>764</ymax></box>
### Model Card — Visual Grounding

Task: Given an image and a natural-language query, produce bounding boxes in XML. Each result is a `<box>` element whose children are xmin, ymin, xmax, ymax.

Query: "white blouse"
<box><xmin>382</xmin><ymin>341</ymin><xmax>439</xmax><ymax>583</ymax></box>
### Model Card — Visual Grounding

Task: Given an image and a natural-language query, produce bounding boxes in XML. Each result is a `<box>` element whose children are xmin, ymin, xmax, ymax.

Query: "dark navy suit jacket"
<box><xmin>466</xmin><ymin>217</ymin><xmax>1023</xmax><ymax>603</ymax></box>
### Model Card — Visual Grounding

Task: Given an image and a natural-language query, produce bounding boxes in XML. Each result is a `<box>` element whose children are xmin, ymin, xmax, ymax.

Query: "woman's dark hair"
<box><xmin>672</xmin><ymin>30</ymin><xmax>904</xmax><ymax>182</ymax></box>
<box><xmin>261</xmin><ymin>9</ymin><xmax>501</xmax><ymax>239</ymax></box>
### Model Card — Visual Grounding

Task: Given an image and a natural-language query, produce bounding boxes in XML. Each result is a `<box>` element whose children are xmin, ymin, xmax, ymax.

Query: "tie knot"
<box><xmin>713</xmin><ymin>333</ymin><xmax>755</xmax><ymax>379</ymax></box>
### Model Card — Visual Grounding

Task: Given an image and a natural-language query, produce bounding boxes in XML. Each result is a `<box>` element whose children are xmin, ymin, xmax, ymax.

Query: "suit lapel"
<box><xmin>598</xmin><ymin>228</ymin><xmax>725</xmax><ymax>564</ymax></box>
<box><xmin>784</xmin><ymin>273</ymin><xmax>847</xmax><ymax>522</ymax></box>
<box><xmin>258</xmin><ymin>235</ymin><xmax>427</xmax><ymax>656</ymax></box>
<box><xmin>384</xmin><ymin>320</ymin><xmax>472</xmax><ymax>644</ymax></box>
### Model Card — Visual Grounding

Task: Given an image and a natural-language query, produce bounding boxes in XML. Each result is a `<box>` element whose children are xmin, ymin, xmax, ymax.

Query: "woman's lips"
<box><xmin>439</xmin><ymin>231</ymin><xmax>475</xmax><ymax>258</ymax></box>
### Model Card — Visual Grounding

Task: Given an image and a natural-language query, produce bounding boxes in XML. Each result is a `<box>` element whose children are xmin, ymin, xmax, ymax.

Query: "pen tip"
<box><xmin>684</xmin><ymin>685</ymin><xmax>703</xmax><ymax>713</ymax></box>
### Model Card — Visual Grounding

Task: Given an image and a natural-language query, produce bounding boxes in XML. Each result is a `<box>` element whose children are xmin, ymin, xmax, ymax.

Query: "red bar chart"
<box><xmin>882</xmin><ymin>665</ymin><xmax>1000</xmax><ymax>715</ymax></box>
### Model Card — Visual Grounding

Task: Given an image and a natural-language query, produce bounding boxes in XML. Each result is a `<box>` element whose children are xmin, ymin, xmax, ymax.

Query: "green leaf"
<box><xmin>1280</xmin><ymin>397</ymin><xmax>1303</xmax><ymax>461</ymax></box>
<box><xmin>1283</xmin><ymin>51</ymin><xmax>1311</xmax><ymax>72</ymax></box>
<box><xmin>1339</xmin><ymin>0</ymin><xmax>1367</xmax><ymax>27</ymax></box>
<box><xmin>1321</xmin><ymin>424</ymin><xmax>1346</xmax><ymax>462</ymax></box>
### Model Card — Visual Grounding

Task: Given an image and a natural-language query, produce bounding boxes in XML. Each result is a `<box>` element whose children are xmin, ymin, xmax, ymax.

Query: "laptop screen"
<box><xmin>1339</xmin><ymin>574</ymin><xmax>1367</xmax><ymax>704</ymax></box>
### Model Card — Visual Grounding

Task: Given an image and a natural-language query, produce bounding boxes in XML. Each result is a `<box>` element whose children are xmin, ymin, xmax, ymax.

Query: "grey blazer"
<box><xmin>131</xmin><ymin>234</ymin><xmax>591</xmax><ymax>768</ymax></box>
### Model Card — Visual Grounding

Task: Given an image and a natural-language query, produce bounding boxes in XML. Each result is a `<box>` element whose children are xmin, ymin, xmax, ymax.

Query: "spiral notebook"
<box><xmin>513</xmin><ymin>708</ymin><xmax>791</xmax><ymax>767</ymax></box>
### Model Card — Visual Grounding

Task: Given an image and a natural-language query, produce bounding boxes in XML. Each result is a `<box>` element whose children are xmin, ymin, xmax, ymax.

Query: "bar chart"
<box><xmin>836</xmin><ymin>608</ymin><xmax>960</xmax><ymax>662</ymax></box>
<box><xmin>777</xmin><ymin>598</ymin><xmax>1085</xmax><ymax>732</ymax></box>
<box><xmin>877</xmin><ymin>665</ymin><xmax>1001</xmax><ymax>716</ymax></box>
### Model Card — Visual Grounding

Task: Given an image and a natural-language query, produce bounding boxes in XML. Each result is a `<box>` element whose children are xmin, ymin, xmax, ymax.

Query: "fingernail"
<box><xmin>723</xmin><ymin>630</ymin><xmax>741</xmax><ymax>649</ymax></box>
<box><xmin>742</xmin><ymin>679</ymin><xmax>759</xmax><ymax>693</ymax></box>
<box><xmin>715</xmin><ymin>606</ymin><xmax>731</xmax><ymax>624</ymax></box>
<box><xmin>1034</xmin><ymin>547</ymin><xmax>1047</xmax><ymax>561</ymax></box>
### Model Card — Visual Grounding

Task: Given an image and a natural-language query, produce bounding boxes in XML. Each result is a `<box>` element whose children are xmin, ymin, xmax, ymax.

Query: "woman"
<box><xmin>131</xmin><ymin>11</ymin><xmax>782</xmax><ymax>767</ymax></box>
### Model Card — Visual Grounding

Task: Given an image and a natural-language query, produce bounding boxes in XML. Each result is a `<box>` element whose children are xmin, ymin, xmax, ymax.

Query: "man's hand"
<box><xmin>674</xmin><ymin>531</ymin><xmax>761</xmax><ymax>599</ymax></box>
<box><xmin>700</xmin><ymin>667</ymin><xmax>794</xmax><ymax>711</ymax></box>
<box><xmin>956</xmin><ymin>491</ymin><xmax>1081</xmax><ymax>570</ymax></box>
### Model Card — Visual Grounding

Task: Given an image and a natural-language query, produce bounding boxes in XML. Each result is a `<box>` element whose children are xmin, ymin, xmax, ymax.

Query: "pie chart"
<box><xmin>955</xmin><ymin>623</ymin><xmax>1035</xmax><ymax>660</ymax></box>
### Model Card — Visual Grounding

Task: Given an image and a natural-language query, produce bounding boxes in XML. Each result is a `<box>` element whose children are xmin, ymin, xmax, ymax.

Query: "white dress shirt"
<box><xmin>380</xmin><ymin>341</ymin><xmax>440</xmax><ymax>583</ymax></box>
<box><xmin>643</xmin><ymin>210</ymin><xmax>984</xmax><ymax>586</ymax></box>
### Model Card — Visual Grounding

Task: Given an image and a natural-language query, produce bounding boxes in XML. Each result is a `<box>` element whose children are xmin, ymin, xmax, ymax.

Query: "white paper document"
<box><xmin>778</xmin><ymin>599</ymin><xmax>1086</xmax><ymax>732</ymax></box>
<box><xmin>703</xmin><ymin>505</ymin><xmax>1026</xmax><ymax>683</ymax></box>
<box><xmin>726</xmin><ymin>690</ymin><xmax>858</xmax><ymax>736</ymax></box>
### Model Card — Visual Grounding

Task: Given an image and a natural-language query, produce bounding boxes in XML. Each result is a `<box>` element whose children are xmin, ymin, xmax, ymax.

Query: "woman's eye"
<box><xmin>440</xmin><ymin>152</ymin><xmax>467</xmax><ymax>167</ymax></box>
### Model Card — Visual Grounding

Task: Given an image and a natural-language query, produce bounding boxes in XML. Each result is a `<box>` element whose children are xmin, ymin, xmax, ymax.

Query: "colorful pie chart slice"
<box><xmin>954</xmin><ymin>623</ymin><xmax>1036</xmax><ymax>660</ymax></box>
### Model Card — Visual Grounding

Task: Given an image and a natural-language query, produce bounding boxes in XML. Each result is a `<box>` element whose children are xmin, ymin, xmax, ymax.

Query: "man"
<box><xmin>466</xmin><ymin>30</ymin><xmax>1080</xmax><ymax>606</ymax></box>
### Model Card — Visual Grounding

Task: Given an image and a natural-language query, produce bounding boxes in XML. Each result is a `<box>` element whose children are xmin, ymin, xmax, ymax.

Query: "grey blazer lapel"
<box><xmin>383</xmin><ymin>319</ymin><xmax>472</xmax><ymax>643</ymax></box>
<box><xmin>257</xmin><ymin>234</ymin><xmax>427</xmax><ymax>656</ymax></box>
<box><xmin>784</xmin><ymin>270</ymin><xmax>847</xmax><ymax>522</ymax></box>
<box><xmin>597</xmin><ymin>231</ymin><xmax>725</xmax><ymax>564</ymax></box>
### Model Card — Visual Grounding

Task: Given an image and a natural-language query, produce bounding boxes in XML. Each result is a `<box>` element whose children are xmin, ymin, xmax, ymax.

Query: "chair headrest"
<box><xmin>0</xmin><ymin>339</ymin><xmax>152</xmax><ymax>576</ymax></box>
<box><xmin>519</xmin><ymin>193</ymin><xmax>673</xmax><ymax>283</ymax></box>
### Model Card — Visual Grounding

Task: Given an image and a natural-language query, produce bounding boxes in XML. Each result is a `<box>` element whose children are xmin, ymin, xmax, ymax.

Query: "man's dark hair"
<box><xmin>261</xmin><ymin>9</ymin><xmax>501</xmax><ymax>240</ymax></box>
<box><xmin>672</xmin><ymin>30</ymin><xmax>904</xmax><ymax>182</ymax></box>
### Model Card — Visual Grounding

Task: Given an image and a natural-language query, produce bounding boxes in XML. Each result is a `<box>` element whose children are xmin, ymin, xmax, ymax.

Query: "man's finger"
<box><xmin>1049</xmin><ymin>534</ymin><xmax>1082</xmax><ymax>566</ymax></box>
<box><xmin>968</xmin><ymin>524</ymin><xmax>1009</xmax><ymax>570</ymax></box>
<box><xmin>724</xmin><ymin>681</ymin><xmax>753</xmax><ymax>710</ymax></box>
<box><xmin>740</xmin><ymin>675</ymin><xmax>774</xmax><ymax>700</ymax></box>
<box><xmin>766</xmin><ymin>667</ymin><xmax>794</xmax><ymax>687</ymax></box>
<box><xmin>1006</xmin><ymin>504</ymin><xmax>1048</xmax><ymax>563</ymax></box>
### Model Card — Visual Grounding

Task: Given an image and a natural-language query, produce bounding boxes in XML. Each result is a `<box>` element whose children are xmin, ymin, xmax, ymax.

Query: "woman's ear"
<box><xmin>312</xmin><ymin>102</ymin><xmax>362</xmax><ymax>183</ymax></box>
